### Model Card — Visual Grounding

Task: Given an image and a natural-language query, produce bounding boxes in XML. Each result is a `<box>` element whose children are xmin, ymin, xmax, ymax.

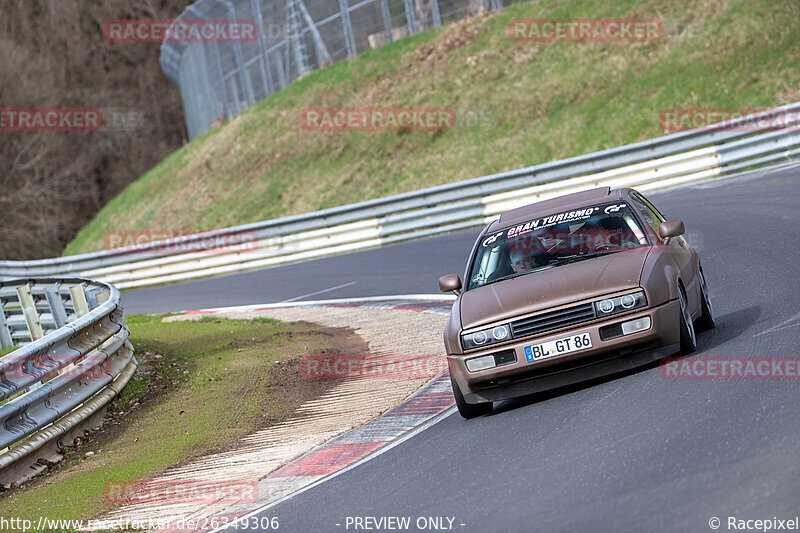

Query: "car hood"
<box><xmin>459</xmin><ymin>249</ymin><xmax>649</xmax><ymax>330</ymax></box>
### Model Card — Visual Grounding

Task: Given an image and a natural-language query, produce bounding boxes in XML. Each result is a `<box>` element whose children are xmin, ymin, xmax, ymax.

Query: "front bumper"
<box><xmin>450</xmin><ymin>299</ymin><xmax>681</xmax><ymax>404</ymax></box>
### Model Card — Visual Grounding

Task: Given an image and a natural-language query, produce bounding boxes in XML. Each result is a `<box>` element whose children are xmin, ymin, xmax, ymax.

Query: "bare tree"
<box><xmin>0</xmin><ymin>0</ymin><xmax>191</xmax><ymax>260</ymax></box>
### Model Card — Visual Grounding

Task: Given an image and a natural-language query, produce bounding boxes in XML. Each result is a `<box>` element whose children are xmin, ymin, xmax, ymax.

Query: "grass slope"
<box><xmin>65</xmin><ymin>0</ymin><xmax>800</xmax><ymax>255</ymax></box>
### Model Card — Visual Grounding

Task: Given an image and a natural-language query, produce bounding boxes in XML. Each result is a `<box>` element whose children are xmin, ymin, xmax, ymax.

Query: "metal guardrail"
<box><xmin>0</xmin><ymin>103</ymin><xmax>798</xmax><ymax>288</ymax></box>
<box><xmin>0</xmin><ymin>278</ymin><xmax>136</xmax><ymax>485</ymax></box>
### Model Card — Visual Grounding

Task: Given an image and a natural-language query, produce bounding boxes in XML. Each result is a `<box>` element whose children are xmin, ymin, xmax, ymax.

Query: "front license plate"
<box><xmin>524</xmin><ymin>331</ymin><xmax>592</xmax><ymax>363</ymax></box>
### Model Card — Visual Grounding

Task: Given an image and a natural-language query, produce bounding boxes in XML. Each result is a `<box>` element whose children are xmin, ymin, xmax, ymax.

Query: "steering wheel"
<box><xmin>593</xmin><ymin>243</ymin><xmax>621</xmax><ymax>252</ymax></box>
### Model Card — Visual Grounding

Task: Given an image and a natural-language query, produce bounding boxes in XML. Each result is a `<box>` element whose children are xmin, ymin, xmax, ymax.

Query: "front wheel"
<box><xmin>695</xmin><ymin>266</ymin><xmax>716</xmax><ymax>331</ymax></box>
<box><xmin>678</xmin><ymin>284</ymin><xmax>697</xmax><ymax>354</ymax></box>
<box><xmin>450</xmin><ymin>374</ymin><xmax>492</xmax><ymax>419</ymax></box>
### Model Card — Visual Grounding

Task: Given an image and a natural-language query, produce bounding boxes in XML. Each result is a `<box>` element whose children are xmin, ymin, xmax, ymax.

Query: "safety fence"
<box><xmin>0</xmin><ymin>278</ymin><xmax>135</xmax><ymax>486</ymax></box>
<box><xmin>161</xmin><ymin>0</ymin><xmax>507</xmax><ymax>139</ymax></box>
<box><xmin>0</xmin><ymin>103</ymin><xmax>798</xmax><ymax>288</ymax></box>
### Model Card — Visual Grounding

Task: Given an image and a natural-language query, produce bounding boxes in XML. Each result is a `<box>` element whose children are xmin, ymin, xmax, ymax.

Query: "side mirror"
<box><xmin>438</xmin><ymin>274</ymin><xmax>462</xmax><ymax>295</ymax></box>
<box><xmin>658</xmin><ymin>219</ymin><xmax>685</xmax><ymax>242</ymax></box>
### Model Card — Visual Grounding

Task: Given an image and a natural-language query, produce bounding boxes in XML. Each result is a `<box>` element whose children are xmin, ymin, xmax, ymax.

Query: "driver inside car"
<box><xmin>509</xmin><ymin>234</ymin><xmax>551</xmax><ymax>273</ymax></box>
<box><xmin>484</xmin><ymin>235</ymin><xmax>551</xmax><ymax>283</ymax></box>
<box><xmin>510</xmin><ymin>249</ymin><xmax>536</xmax><ymax>273</ymax></box>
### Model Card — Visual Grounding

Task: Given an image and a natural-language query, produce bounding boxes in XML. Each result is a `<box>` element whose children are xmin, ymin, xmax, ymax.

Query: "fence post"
<box><xmin>431</xmin><ymin>0</ymin><xmax>442</xmax><ymax>27</ymax></box>
<box><xmin>403</xmin><ymin>0</ymin><xmax>417</xmax><ymax>35</ymax></box>
<box><xmin>380</xmin><ymin>0</ymin><xmax>393</xmax><ymax>42</ymax></box>
<box><xmin>282</xmin><ymin>39</ymin><xmax>290</xmax><ymax>88</ymax></box>
<box><xmin>192</xmin><ymin>37</ymin><xmax>218</xmax><ymax>133</ymax></box>
<box><xmin>222</xmin><ymin>0</ymin><xmax>256</xmax><ymax>106</ymax></box>
<box><xmin>286</xmin><ymin>0</ymin><xmax>310</xmax><ymax>76</ymax></box>
<box><xmin>252</xmin><ymin>0</ymin><xmax>276</xmax><ymax>94</ymax></box>
<box><xmin>298</xmin><ymin>0</ymin><xmax>332</xmax><ymax>65</ymax></box>
<box><xmin>338</xmin><ymin>0</ymin><xmax>357</xmax><ymax>57</ymax></box>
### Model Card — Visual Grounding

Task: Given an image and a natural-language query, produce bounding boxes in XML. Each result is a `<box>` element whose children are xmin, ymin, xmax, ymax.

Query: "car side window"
<box><xmin>471</xmin><ymin>245</ymin><xmax>503</xmax><ymax>286</ymax></box>
<box><xmin>629</xmin><ymin>193</ymin><xmax>664</xmax><ymax>239</ymax></box>
<box><xmin>636</xmin><ymin>192</ymin><xmax>667</xmax><ymax>221</ymax></box>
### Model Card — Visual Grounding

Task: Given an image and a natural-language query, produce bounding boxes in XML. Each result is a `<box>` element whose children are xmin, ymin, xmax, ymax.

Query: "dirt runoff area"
<box><xmin>93</xmin><ymin>305</ymin><xmax>449</xmax><ymax>527</ymax></box>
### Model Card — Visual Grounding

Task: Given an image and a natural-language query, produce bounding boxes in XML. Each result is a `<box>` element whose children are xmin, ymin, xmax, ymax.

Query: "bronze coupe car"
<box><xmin>438</xmin><ymin>186</ymin><xmax>714</xmax><ymax>418</ymax></box>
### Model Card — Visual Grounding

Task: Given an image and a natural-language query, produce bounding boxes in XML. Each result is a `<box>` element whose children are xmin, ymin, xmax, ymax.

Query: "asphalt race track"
<box><xmin>120</xmin><ymin>220</ymin><xmax>473</xmax><ymax>315</ymax></box>
<box><xmin>124</xmin><ymin>163</ymin><xmax>800</xmax><ymax>532</ymax></box>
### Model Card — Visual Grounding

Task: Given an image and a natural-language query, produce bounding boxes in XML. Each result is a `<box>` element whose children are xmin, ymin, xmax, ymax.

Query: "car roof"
<box><xmin>489</xmin><ymin>186</ymin><xmax>621</xmax><ymax>231</ymax></box>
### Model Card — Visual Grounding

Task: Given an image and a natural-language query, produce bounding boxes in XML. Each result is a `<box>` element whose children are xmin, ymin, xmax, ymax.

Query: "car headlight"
<box><xmin>461</xmin><ymin>323</ymin><xmax>511</xmax><ymax>351</ymax></box>
<box><xmin>594</xmin><ymin>290</ymin><xmax>647</xmax><ymax>317</ymax></box>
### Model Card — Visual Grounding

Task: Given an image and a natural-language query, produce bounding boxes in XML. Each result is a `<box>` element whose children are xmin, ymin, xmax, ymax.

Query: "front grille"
<box><xmin>510</xmin><ymin>303</ymin><xmax>596</xmax><ymax>340</ymax></box>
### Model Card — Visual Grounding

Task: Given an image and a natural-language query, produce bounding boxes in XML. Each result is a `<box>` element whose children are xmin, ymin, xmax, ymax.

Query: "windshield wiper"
<box><xmin>479</xmin><ymin>264</ymin><xmax>556</xmax><ymax>287</ymax></box>
<box><xmin>484</xmin><ymin>272</ymin><xmax>525</xmax><ymax>285</ymax></box>
<box><xmin>547</xmin><ymin>251</ymin><xmax>612</xmax><ymax>267</ymax></box>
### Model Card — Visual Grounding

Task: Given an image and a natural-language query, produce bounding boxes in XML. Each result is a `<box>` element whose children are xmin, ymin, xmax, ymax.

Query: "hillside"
<box><xmin>65</xmin><ymin>0</ymin><xmax>800</xmax><ymax>255</ymax></box>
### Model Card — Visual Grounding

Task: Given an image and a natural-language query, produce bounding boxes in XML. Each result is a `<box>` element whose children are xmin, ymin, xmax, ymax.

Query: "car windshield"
<box><xmin>467</xmin><ymin>202</ymin><xmax>649</xmax><ymax>290</ymax></box>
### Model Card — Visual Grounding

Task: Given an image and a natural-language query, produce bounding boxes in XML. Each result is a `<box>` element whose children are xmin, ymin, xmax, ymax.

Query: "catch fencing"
<box><xmin>160</xmin><ymin>0</ymin><xmax>506</xmax><ymax>139</ymax></box>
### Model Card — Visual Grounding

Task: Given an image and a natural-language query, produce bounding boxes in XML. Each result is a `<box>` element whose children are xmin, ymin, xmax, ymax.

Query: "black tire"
<box><xmin>678</xmin><ymin>283</ymin><xmax>697</xmax><ymax>354</ymax></box>
<box><xmin>450</xmin><ymin>374</ymin><xmax>492</xmax><ymax>419</ymax></box>
<box><xmin>695</xmin><ymin>266</ymin><xmax>716</xmax><ymax>332</ymax></box>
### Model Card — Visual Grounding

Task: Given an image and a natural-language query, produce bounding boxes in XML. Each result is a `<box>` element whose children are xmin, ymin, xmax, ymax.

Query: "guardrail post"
<box><xmin>0</xmin><ymin>298</ymin><xmax>12</xmax><ymax>348</ymax></box>
<box><xmin>85</xmin><ymin>287</ymin><xmax>101</xmax><ymax>310</ymax></box>
<box><xmin>15</xmin><ymin>285</ymin><xmax>44</xmax><ymax>342</ymax></box>
<box><xmin>43</xmin><ymin>286</ymin><xmax>68</xmax><ymax>329</ymax></box>
<box><xmin>69</xmin><ymin>284</ymin><xmax>90</xmax><ymax>318</ymax></box>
